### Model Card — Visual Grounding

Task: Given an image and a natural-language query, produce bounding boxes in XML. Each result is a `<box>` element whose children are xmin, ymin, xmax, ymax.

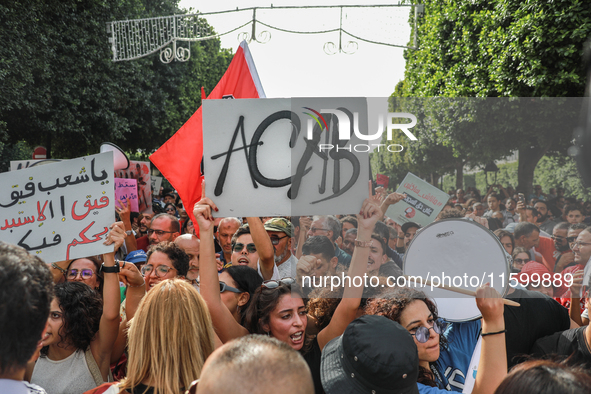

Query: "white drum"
<box><xmin>403</xmin><ymin>218</ymin><xmax>510</xmax><ymax>322</ymax></box>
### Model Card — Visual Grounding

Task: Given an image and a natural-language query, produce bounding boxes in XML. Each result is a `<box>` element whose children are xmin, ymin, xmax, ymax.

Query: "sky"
<box><xmin>177</xmin><ymin>0</ymin><xmax>412</xmax><ymax>98</ymax></box>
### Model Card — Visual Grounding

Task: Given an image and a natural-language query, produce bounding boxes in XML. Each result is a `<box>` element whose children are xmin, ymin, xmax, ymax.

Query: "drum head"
<box><xmin>403</xmin><ymin>219</ymin><xmax>510</xmax><ymax>322</ymax></box>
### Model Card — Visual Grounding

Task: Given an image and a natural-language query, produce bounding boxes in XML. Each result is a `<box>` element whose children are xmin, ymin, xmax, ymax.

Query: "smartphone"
<box><xmin>518</xmin><ymin>193</ymin><xmax>525</xmax><ymax>203</ymax></box>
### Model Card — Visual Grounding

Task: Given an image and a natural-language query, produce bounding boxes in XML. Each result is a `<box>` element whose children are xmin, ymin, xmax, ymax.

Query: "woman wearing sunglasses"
<box><xmin>195</xmin><ymin>181</ymin><xmax>382</xmax><ymax>393</ymax></box>
<box><xmin>365</xmin><ymin>286</ymin><xmax>507</xmax><ymax>394</ymax></box>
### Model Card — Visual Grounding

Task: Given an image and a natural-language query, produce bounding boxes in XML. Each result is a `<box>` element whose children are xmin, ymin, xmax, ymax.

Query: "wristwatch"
<box><xmin>100</xmin><ymin>260</ymin><xmax>120</xmax><ymax>273</ymax></box>
<box><xmin>354</xmin><ymin>239</ymin><xmax>373</xmax><ymax>248</ymax></box>
<box><xmin>125</xmin><ymin>230</ymin><xmax>133</xmax><ymax>237</ymax></box>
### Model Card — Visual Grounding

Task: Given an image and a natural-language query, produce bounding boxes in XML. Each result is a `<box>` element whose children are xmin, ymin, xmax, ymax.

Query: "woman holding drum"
<box><xmin>366</xmin><ymin>286</ymin><xmax>506</xmax><ymax>394</ymax></box>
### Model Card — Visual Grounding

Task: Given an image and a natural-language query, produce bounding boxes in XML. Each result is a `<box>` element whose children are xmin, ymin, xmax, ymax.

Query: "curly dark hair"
<box><xmin>365</xmin><ymin>287</ymin><xmax>447</xmax><ymax>387</ymax></box>
<box><xmin>307</xmin><ymin>276</ymin><xmax>388</xmax><ymax>332</ymax></box>
<box><xmin>225</xmin><ymin>265</ymin><xmax>263</xmax><ymax>325</ymax></box>
<box><xmin>147</xmin><ymin>242</ymin><xmax>189</xmax><ymax>277</ymax></box>
<box><xmin>42</xmin><ymin>282</ymin><xmax>102</xmax><ymax>355</ymax></box>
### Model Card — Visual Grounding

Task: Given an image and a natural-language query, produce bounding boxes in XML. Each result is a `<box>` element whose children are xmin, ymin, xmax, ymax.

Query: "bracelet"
<box><xmin>481</xmin><ymin>329</ymin><xmax>506</xmax><ymax>337</ymax></box>
<box><xmin>51</xmin><ymin>262</ymin><xmax>68</xmax><ymax>275</ymax></box>
<box><xmin>128</xmin><ymin>279</ymin><xmax>145</xmax><ymax>288</ymax></box>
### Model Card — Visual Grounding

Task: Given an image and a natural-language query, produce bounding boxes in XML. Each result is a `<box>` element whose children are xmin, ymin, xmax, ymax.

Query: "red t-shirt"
<box><xmin>136</xmin><ymin>235</ymin><xmax>149</xmax><ymax>252</ymax></box>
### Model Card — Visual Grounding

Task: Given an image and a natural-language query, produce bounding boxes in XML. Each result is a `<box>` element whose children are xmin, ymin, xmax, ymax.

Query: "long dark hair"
<box><xmin>365</xmin><ymin>287</ymin><xmax>447</xmax><ymax>387</ymax></box>
<box><xmin>41</xmin><ymin>282</ymin><xmax>102</xmax><ymax>355</ymax></box>
<box><xmin>225</xmin><ymin>265</ymin><xmax>263</xmax><ymax>325</ymax></box>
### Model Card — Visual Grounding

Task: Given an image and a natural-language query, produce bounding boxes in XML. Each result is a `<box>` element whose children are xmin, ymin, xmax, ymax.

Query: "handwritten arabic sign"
<box><xmin>115</xmin><ymin>161</ymin><xmax>151</xmax><ymax>214</ymax></box>
<box><xmin>202</xmin><ymin>98</ymin><xmax>371</xmax><ymax>216</ymax></box>
<box><xmin>115</xmin><ymin>178</ymin><xmax>139</xmax><ymax>212</ymax></box>
<box><xmin>0</xmin><ymin>153</ymin><xmax>114</xmax><ymax>264</ymax></box>
<box><xmin>386</xmin><ymin>172</ymin><xmax>450</xmax><ymax>228</ymax></box>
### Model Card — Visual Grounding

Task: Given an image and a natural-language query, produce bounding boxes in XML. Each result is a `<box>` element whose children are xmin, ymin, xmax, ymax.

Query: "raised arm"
<box><xmin>116</xmin><ymin>198</ymin><xmax>138</xmax><ymax>254</ymax></box>
<box><xmin>246</xmin><ymin>216</ymin><xmax>275</xmax><ymax>280</ymax></box>
<box><xmin>194</xmin><ymin>186</ymin><xmax>250</xmax><ymax>343</ymax></box>
<box><xmin>296</xmin><ymin>216</ymin><xmax>311</xmax><ymax>259</ymax></box>
<box><xmin>110</xmin><ymin>262</ymin><xmax>145</xmax><ymax>364</ymax></box>
<box><xmin>92</xmin><ymin>222</ymin><xmax>125</xmax><ymax>381</ymax></box>
<box><xmin>317</xmin><ymin>181</ymin><xmax>378</xmax><ymax>350</ymax></box>
<box><xmin>472</xmin><ymin>285</ymin><xmax>507</xmax><ymax>394</ymax></box>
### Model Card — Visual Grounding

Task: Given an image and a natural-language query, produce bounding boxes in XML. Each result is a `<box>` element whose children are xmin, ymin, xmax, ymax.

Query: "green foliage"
<box><xmin>385</xmin><ymin>0</ymin><xmax>591</xmax><ymax>194</ymax></box>
<box><xmin>0</xmin><ymin>141</ymin><xmax>32</xmax><ymax>172</ymax></box>
<box><xmin>0</xmin><ymin>0</ymin><xmax>232</xmax><ymax>160</ymax></box>
<box><xmin>441</xmin><ymin>156</ymin><xmax>591</xmax><ymax>200</ymax></box>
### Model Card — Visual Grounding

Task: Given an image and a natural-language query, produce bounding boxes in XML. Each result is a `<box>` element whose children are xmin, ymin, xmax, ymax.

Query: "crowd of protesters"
<box><xmin>2</xmin><ymin>181</ymin><xmax>591</xmax><ymax>394</ymax></box>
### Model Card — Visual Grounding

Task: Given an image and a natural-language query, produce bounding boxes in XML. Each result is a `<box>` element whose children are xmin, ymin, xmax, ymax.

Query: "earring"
<box><xmin>266</xmin><ymin>331</ymin><xmax>270</xmax><ymax>336</ymax></box>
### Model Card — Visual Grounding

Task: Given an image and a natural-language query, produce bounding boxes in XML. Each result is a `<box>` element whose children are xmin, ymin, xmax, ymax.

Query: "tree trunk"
<box><xmin>46</xmin><ymin>132</ymin><xmax>52</xmax><ymax>159</ymax></box>
<box><xmin>517</xmin><ymin>143</ymin><xmax>551</xmax><ymax>197</ymax></box>
<box><xmin>455</xmin><ymin>161</ymin><xmax>464</xmax><ymax>190</ymax></box>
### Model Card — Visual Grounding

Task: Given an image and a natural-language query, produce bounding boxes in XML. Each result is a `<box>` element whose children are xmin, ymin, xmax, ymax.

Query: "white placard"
<box><xmin>202</xmin><ymin>98</ymin><xmax>372</xmax><ymax>216</ymax></box>
<box><xmin>151</xmin><ymin>175</ymin><xmax>163</xmax><ymax>196</ymax></box>
<box><xmin>0</xmin><ymin>153</ymin><xmax>114</xmax><ymax>263</ymax></box>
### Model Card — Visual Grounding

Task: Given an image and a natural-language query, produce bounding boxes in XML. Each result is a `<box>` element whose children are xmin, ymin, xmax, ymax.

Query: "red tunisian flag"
<box><xmin>150</xmin><ymin>41</ymin><xmax>266</xmax><ymax>229</ymax></box>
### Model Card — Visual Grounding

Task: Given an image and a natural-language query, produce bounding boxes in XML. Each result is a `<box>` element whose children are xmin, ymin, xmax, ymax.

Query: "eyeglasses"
<box><xmin>567</xmin><ymin>236</ymin><xmax>577</xmax><ymax>245</ymax></box>
<box><xmin>410</xmin><ymin>318</ymin><xmax>447</xmax><ymax>343</ymax></box>
<box><xmin>67</xmin><ymin>269</ymin><xmax>95</xmax><ymax>280</ymax></box>
<box><xmin>147</xmin><ymin>229</ymin><xmax>176</xmax><ymax>237</ymax></box>
<box><xmin>310</xmin><ymin>227</ymin><xmax>330</xmax><ymax>233</ymax></box>
<box><xmin>233</xmin><ymin>242</ymin><xmax>257</xmax><ymax>253</ymax></box>
<box><xmin>219</xmin><ymin>281</ymin><xmax>243</xmax><ymax>293</ymax></box>
<box><xmin>166</xmin><ymin>208</ymin><xmax>175</xmax><ymax>212</ymax></box>
<box><xmin>571</xmin><ymin>241</ymin><xmax>591</xmax><ymax>249</ymax></box>
<box><xmin>270</xmin><ymin>235</ymin><xmax>288</xmax><ymax>245</ymax></box>
<box><xmin>140</xmin><ymin>264</ymin><xmax>177</xmax><ymax>277</ymax></box>
<box><xmin>262</xmin><ymin>277</ymin><xmax>296</xmax><ymax>289</ymax></box>
<box><xmin>513</xmin><ymin>258</ymin><xmax>529</xmax><ymax>264</ymax></box>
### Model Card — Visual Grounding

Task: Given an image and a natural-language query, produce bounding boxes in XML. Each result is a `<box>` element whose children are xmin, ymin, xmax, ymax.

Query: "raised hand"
<box><xmin>115</xmin><ymin>198</ymin><xmax>131</xmax><ymax>223</ymax></box>
<box><xmin>104</xmin><ymin>221</ymin><xmax>126</xmax><ymax>251</ymax></box>
<box><xmin>193</xmin><ymin>180</ymin><xmax>219</xmax><ymax>232</ymax></box>
<box><xmin>358</xmin><ymin>181</ymin><xmax>383</xmax><ymax>231</ymax></box>
<box><xmin>118</xmin><ymin>261</ymin><xmax>144</xmax><ymax>288</ymax></box>
<box><xmin>475</xmin><ymin>284</ymin><xmax>504</xmax><ymax>327</ymax></box>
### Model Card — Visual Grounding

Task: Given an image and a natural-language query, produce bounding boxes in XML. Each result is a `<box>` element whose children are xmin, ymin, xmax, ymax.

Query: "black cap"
<box><xmin>401</xmin><ymin>222</ymin><xmax>420</xmax><ymax>234</ymax></box>
<box><xmin>321</xmin><ymin>315</ymin><xmax>419</xmax><ymax>394</ymax></box>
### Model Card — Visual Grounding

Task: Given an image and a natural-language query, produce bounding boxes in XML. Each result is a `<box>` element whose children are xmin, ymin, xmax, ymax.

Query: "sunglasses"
<box><xmin>67</xmin><ymin>268</ymin><xmax>95</xmax><ymax>280</ymax></box>
<box><xmin>410</xmin><ymin>318</ymin><xmax>447</xmax><ymax>343</ymax></box>
<box><xmin>270</xmin><ymin>235</ymin><xmax>288</xmax><ymax>245</ymax></box>
<box><xmin>513</xmin><ymin>258</ymin><xmax>529</xmax><ymax>264</ymax></box>
<box><xmin>219</xmin><ymin>281</ymin><xmax>243</xmax><ymax>293</ymax></box>
<box><xmin>262</xmin><ymin>277</ymin><xmax>296</xmax><ymax>289</ymax></box>
<box><xmin>567</xmin><ymin>236</ymin><xmax>577</xmax><ymax>244</ymax></box>
<box><xmin>140</xmin><ymin>264</ymin><xmax>176</xmax><ymax>278</ymax></box>
<box><xmin>233</xmin><ymin>242</ymin><xmax>257</xmax><ymax>253</ymax></box>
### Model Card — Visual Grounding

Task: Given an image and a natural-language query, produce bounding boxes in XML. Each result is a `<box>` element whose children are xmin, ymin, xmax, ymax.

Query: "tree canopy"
<box><xmin>373</xmin><ymin>0</ymin><xmax>591</xmax><ymax>195</ymax></box>
<box><xmin>0</xmin><ymin>0</ymin><xmax>232</xmax><ymax>162</ymax></box>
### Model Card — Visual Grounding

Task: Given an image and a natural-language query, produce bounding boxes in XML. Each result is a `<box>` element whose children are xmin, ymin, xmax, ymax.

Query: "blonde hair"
<box><xmin>119</xmin><ymin>279</ymin><xmax>215</xmax><ymax>394</ymax></box>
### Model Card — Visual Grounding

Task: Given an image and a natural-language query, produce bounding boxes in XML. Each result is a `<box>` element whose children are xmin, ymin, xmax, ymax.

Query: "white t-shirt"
<box><xmin>257</xmin><ymin>259</ymin><xmax>280</xmax><ymax>281</ymax></box>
